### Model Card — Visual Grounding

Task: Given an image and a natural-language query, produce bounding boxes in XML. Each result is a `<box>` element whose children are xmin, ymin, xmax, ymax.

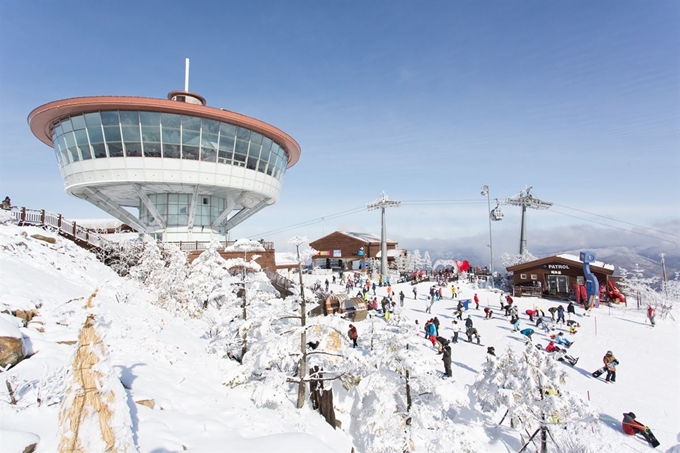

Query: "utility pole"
<box><xmin>481</xmin><ymin>185</ymin><xmax>495</xmax><ymax>283</ymax></box>
<box><xmin>502</xmin><ymin>187</ymin><xmax>552</xmax><ymax>255</ymax></box>
<box><xmin>367</xmin><ymin>191</ymin><xmax>401</xmax><ymax>283</ymax></box>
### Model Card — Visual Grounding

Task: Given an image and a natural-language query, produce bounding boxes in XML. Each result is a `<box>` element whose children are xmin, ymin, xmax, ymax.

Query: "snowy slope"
<box><xmin>1</xmin><ymin>222</ymin><xmax>678</xmax><ymax>453</ymax></box>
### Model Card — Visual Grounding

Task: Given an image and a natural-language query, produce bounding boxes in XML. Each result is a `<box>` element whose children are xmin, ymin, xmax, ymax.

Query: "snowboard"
<box><xmin>644</xmin><ymin>427</ymin><xmax>660</xmax><ymax>448</ymax></box>
<box><xmin>592</xmin><ymin>360</ymin><xmax>619</xmax><ymax>378</ymax></box>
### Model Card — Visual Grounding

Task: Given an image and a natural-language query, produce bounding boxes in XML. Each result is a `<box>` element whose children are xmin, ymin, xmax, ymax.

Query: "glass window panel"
<box><xmin>53</xmin><ymin>124</ymin><xmax>63</xmax><ymax>137</ymax></box>
<box><xmin>161</xmin><ymin>113</ymin><xmax>180</xmax><ymax>128</ymax></box>
<box><xmin>179</xmin><ymin>194</ymin><xmax>189</xmax><ymax>204</ymax></box>
<box><xmin>169</xmin><ymin>194</ymin><xmax>179</xmax><ymax>203</ymax></box>
<box><xmin>143</xmin><ymin>142</ymin><xmax>161</xmax><ymax>157</ymax></box>
<box><xmin>108</xmin><ymin>142</ymin><xmax>124</xmax><ymax>157</ymax></box>
<box><xmin>235</xmin><ymin>139</ymin><xmax>248</xmax><ymax>154</ymax></box>
<box><xmin>182</xmin><ymin>130</ymin><xmax>200</xmax><ymax>146</ymax></box>
<box><xmin>183</xmin><ymin>146</ymin><xmax>199</xmax><ymax>160</ymax></box>
<box><xmin>234</xmin><ymin>151</ymin><xmax>246</xmax><ymax>165</ymax></box>
<box><xmin>71</xmin><ymin>115</ymin><xmax>86</xmax><ymax>130</ymax></box>
<box><xmin>101</xmin><ymin>111</ymin><xmax>120</xmax><ymax>126</ymax></box>
<box><xmin>202</xmin><ymin>119</ymin><xmax>220</xmax><ymax>134</ymax></box>
<box><xmin>218</xmin><ymin>149</ymin><xmax>233</xmax><ymax>164</ymax></box>
<box><xmin>179</xmin><ymin>205</ymin><xmax>187</xmax><ymax>215</ymax></box>
<box><xmin>142</xmin><ymin>125</ymin><xmax>160</xmax><ymax>142</ymax></box>
<box><xmin>236</xmin><ymin>127</ymin><xmax>250</xmax><ymax>141</ymax></box>
<box><xmin>250</xmin><ymin>132</ymin><xmax>263</xmax><ymax>145</ymax></box>
<box><xmin>87</xmin><ymin>125</ymin><xmax>104</xmax><ymax>143</ymax></box>
<box><xmin>61</xmin><ymin>119</ymin><xmax>73</xmax><ymax>133</ymax></box>
<box><xmin>219</xmin><ymin>135</ymin><xmax>234</xmax><ymax>151</ymax></box>
<box><xmin>103</xmin><ymin>125</ymin><xmax>121</xmax><ymax>142</ymax></box>
<box><xmin>248</xmin><ymin>143</ymin><xmax>261</xmax><ymax>160</ymax></box>
<box><xmin>266</xmin><ymin>163</ymin><xmax>274</xmax><ymax>176</ymax></box>
<box><xmin>60</xmin><ymin>147</ymin><xmax>71</xmax><ymax>165</ymax></box>
<box><xmin>168</xmin><ymin>215</ymin><xmax>178</xmax><ymax>226</ymax></box>
<box><xmin>140</xmin><ymin>111</ymin><xmax>160</xmax><ymax>126</ymax></box>
<box><xmin>260</xmin><ymin>146</ymin><xmax>271</xmax><ymax>165</ymax></box>
<box><xmin>246</xmin><ymin>157</ymin><xmax>258</xmax><ymax>171</ymax></box>
<box><xmin>92</xmin><ymin>143</ymin><xmax>107</xmax><ymax>158</ymax></box>
<box><xmin>201</xmin><ymin>148</ymin><xmax>216</xmax><ymax>162</ymax></box>
<box><xmin>202</xmin><ymin>132</ymin><xmax>218</xmax><ymax>150</ymax></box>
<box><xmin>122</xmin><ymin>125</ymin><xmax>141</xmax><ymax>141</ymax></box>
<box><xmin>168</xmin><ymin>204</ymin><xmax>179</xmax><ymax>214</ymax></box>
<box><xmin>80</xmin><ymin>144</ymin><xmax>92</xmax><ymax>160</ymax></box>
<box><xmin>69</xmin><ymin>147</ymin><xmax>80</xmax><ymax>162</ymax></box>
<box><xmin>261</xmin><ymin>137</ymin><xmax>272</xmax><ymax>150</ymax></box>
<box><xmin>84</xmin><ymin>112</ymin><xmax>101</xmax><ymax>127</ymax></box>
<box><xmin>119</xmin><ymin>111</ymin><xmax>139</xmax><ymax>125</ymax></box>
<box><xmin>125</xmin><ymin>142</ymin><xmax>142</xmax><ymax>157</ymax></box>
<box><xmin>162</xmin><ymin>127</ymin><xmax>180</xmax><ymax>144</ymax></box>
<box><xmin>220</xmin><ymin>122</ymin><xmax>237</xmax><ymax>137</ymax></box>
<box><xmin>181</xmin><ymin>115</ymin><xmax>201</xmax><ymax>131</ymax></box>
<box><xmin>63</xmin><ymin>131</ymin><xmax>76</xmax><ymax>149</ymax></box>
<box><xmin>177</xmin><ymin>214</ymin><xmax>188</xmax><ymax>225</ymax></box>
<box><xmin>164</xmin><ymin>144</ymin><xmax>180</xmax><ymax>158</ymax></box>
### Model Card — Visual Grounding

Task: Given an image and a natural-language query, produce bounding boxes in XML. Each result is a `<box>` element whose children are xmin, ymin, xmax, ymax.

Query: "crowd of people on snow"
<box><xmin>333</xmin><ymin>272</ymin><xmax>661</xmax><ymax>449</ymax></box>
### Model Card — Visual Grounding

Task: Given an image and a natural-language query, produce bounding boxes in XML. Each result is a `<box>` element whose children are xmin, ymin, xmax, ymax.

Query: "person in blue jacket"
<box><xmin>520</xmin><ymin>327</ymin><xmax>535</xmax><ymax>342</ymax></box>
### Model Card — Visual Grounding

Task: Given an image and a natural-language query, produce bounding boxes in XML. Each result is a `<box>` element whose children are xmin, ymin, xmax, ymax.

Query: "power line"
<box><xmin>548</xmin><ymin>209</ymin><xmax>679</xmax><ymax>246</ymax></box>
<box><xmin>551</xmin><ymin>202</ymin><xmax>680</xmax><ymax>239</ymax></box>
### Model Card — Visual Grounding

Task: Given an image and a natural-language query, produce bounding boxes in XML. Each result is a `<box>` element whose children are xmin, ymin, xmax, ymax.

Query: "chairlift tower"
<box><xmin>367</xmin><ymin>191</ymin><xmax>401</xmax><ymax>281</ymax></box>
<box><xmin>502</xmin><ymin>187</ymin><xmax>552</xmax><ymax>255</ymax></box>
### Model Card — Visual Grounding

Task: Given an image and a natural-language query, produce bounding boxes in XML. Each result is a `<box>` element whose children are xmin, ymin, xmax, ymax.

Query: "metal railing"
<box><xmin>8</xmin><ymin>207</ymin><xmax>108</xmax><ymax>249</ymax></box>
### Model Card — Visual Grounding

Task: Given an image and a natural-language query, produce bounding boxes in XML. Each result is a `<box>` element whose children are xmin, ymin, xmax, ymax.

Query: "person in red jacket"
<box><xmin>473</xmin><ymin>293</ymin><xmax>480</xmax><ymax>310</ymax></box>
<box><xmin>621</xmin><ymin>412</ymin><xmax>657</xmax><ymax>446</ymax></box>
<box><xmin>647</xmin><ymin>306</ymin><xmax>656</xmax><ymax>327</ymax></box>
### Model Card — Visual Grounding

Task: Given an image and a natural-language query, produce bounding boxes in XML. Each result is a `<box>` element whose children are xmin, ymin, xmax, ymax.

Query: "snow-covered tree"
<box><xmin>410</xmin><ymin>250</ymin><xmax>423</xmax><ymax>271</ymax></box>
<box><xmin>473</xmin><ymin>343</ymin><xmax>597</xmax><ymax>442</ymax></box>
<box><xmin>422</xmin><ymin>251</ymin><xmax>432</xmax><ymax>270</ymax></box>
<box><xmin>185</xmin><ymin>240</ymin><xmax>239</xmax><ymax>310</ymax></box>
<box><xmin>500</xmin><ymin>249</ymin><xmax>538</xmax><ymax>267</ymax></box>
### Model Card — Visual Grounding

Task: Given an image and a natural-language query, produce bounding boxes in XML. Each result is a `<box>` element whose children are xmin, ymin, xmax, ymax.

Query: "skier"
<box><xmin>442</xmin><ymin>345</ymin><xmax>452</xmax><ymax>377</ymax></box>
<box><xmin>473</xmin><ymin>293</ymin><xmax>480</xmax><ymax>310</ymax></box>
<box><xmin>647</xmin><ymin>306</ymin><xmax>656</xmax><ymax>327</ymax></box>
<box><xmin>520</xmin><ymin>327</ymin><xmax>535</xmax><ymax>342</ymax></box>
<box><xmin>603</xmin><ymin>350</ymin><xmax>618</xmax><ymax>383</ymax></box>
<box><xmin>621</xmin><ymin>412</ymin><xmax>660</xmax><ymax>447</ymax></box>
<box><xmin>451</xmin><ymin>320</ymin><xmax>461</xmax><ymax>344</ymax></box>
<box><xmin>348</xmin><ymin>324</ymin><xmax>358</xmax><ymax>348</ymax></box>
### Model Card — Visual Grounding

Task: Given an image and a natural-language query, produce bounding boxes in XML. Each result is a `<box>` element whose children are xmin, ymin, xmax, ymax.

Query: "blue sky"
<box><xmin>1</xmin><ymin>1</ymin><xmax>678</xmax><ymax>258</ymax></box>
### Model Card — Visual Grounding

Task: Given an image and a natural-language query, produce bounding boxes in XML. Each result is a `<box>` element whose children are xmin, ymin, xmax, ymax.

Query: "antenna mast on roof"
<box><xmin>367</xmin><ymin>191</ymin><xmax>401</xmax><ymax>281</ymax></box>
<box><xmin>185</xmin><ymin>58</ymin><xmax>190</xmax><ymax>92</ymax></box>
<box><xmin>501</xmin><ymin>186</ymin><xmax>552</xmax><ymax>255</ymax></box>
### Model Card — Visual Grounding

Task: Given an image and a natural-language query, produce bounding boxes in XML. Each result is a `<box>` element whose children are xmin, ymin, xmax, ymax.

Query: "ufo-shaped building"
<box><xmin>28</xmin><ymin>89</ymin><xmax>301</xmax><ymax>242</ymax></box>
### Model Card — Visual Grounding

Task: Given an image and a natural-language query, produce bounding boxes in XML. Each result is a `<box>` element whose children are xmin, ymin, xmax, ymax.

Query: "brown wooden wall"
<box><xmin>187</xmin><ymin>249</ymin><xmax>277</xmax><ymax>271</ymax></box>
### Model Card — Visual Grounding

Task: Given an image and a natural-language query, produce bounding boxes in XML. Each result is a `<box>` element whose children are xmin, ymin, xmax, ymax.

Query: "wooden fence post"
<box><xmin>58</xmin><ymin>214</ymin><xmax>63</xmax><ymax>229</ymax></box>
<box><xmin>21</xmin><ymin>207</ymin><xmax>26</xmax><ymax>223</ymax></box>
<box><xmin>41</xmin><ymin>209</ymin><xmax>46</xmax><ymax>225</ymax></box>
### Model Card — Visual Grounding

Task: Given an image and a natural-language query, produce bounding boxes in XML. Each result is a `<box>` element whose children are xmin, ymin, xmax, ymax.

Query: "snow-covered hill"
<box><xmin>1</xmin><ymin>222</ymin><xmax>679</xmax><ymax>452</ymax></box>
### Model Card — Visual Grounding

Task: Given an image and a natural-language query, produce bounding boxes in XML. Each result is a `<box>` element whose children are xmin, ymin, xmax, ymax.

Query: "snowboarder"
<box><xmin>484</xmin><ymin>307</ymin><xmax>493</xmax><ymax>319</ymax></box>
<box><xmin>603</xmin><ymin>350</ymin><xmax>618</xmax><ymax>383</ymax></box>
<box><xmin>525</xmin><ymin>309</ymin><xmax>536</xmax><ymax>322</ymax></box>
<box><xmin>325</xmin><ymin>279</ymin><xmax>330</xmax><ymax>292</ymax></box>
<box><xmin>554</xmin><ymin>332</ymin><xmax>573</xmax><ymax>347</ymax></box>
<box><xmin>520</xmin><ymin>327</ymin><xmax>535</xmax><ymax>342</ymax></box>
<box><xmin>432</xmin><ymin>317</ymin><xmax>441</xmax><ymax>336</ymax></box>
<box><xmin>466</xmin><ymin>327</ymin><xmax>481</xmax><ymax>344</ymax></box>
<box><xmin>556</xmin><ymin>305</ymin><xmax>566</xmax><ymax>325</ymax></box>
<box><xmin>545</xmin><ymin>341</ymin><xmax>579</xmax><ymax>366</ymax></box>
<box><xmin>548</xmin><ymin>306</ymin><xmax>558</xmax><ymax>321</ymax></box>
<box><xmin>510</xmin><ymin>313</ymin><xmax>521</xmax><ymax>331</ymax></box>
<box><xmin>442</xmin><ymin>345</ymin><xmax>452</xmax><ymax>377</ymax></box>
<box><xmin>567</xmin><ymin>301</ymin><xmax>576</xmax><ymax>319</ymax></box>
<box><xmin>427</xmin><ymin>320</ymin><xmax>437</xmax><ymax>347</ymax></box>
<box><xmin>412</xmin><ymin>286</ymin><xmax>418</xmax><ymax>299</ymax></box>
<box><xmin>621</xmin><ymin>412</ymin><xmax>660</xmax><ymax>447</ymax></box>
<box><xmin>473</xmin><ymin>293</ymin><xmax>479</xmax><ymax>310</ymax></box>
<box><xmin>647</xmin><ymin>306</ymin><xmax>656</xmax><ymax>327</ymax></box>
<box><xmin>465</xmin><ymin>315</ymin><xmax>473</xmax><ymax>330</ymax></box>
<box><xmin>348</xmin><ymin>324</ymin><xmax>358</xmax><ymax>348</ymax></box>
<box><xmin>568</xmin><ymin>322</ymin><xmax>580</xmax><ymax>335</ymax></box>
<box><xmin>486</xmin><ymin>346</ymin><xmax>496</xmax><ymax>356</ymax></box>
<box><xmin>451</xmin><ymin>320</ymin><xmax>461</xmax><ymax>344</ymax></box>
<box><xmin>534</xmin><ymin>305</ymin><xmax>545</xmax><ymax>318</ymax></box>
<box><xmin>399</xmin><ymin>291</ymin><xmax>405</xmax><ymax>307</ymax></box>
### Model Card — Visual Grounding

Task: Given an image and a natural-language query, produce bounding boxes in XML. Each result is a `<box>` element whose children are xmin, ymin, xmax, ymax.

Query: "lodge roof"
<box><xmin>506</xmin><ymin>253</ymin><xmax>615</xmax><ymax>274</ymax></box>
